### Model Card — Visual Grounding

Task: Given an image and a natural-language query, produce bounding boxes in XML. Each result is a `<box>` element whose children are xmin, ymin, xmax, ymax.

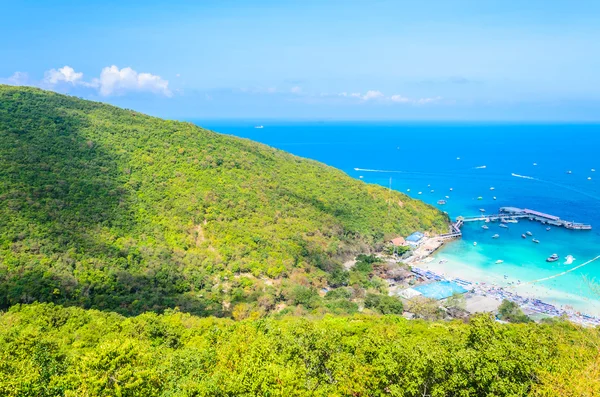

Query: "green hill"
<box><xmin>0</xmin><ymin>85</ymin><xmax>448</xmax><ymax>316</ymax></box>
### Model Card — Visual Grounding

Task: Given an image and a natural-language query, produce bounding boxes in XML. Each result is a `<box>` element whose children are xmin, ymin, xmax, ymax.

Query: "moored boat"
<box><xmin>521</xmin><ymin>234</ymin><xmax>526</xmax><ymax>238</ymax></box>
<box><xmin>495</xmin><ymin>260</ymin><xmax>503</xmax><ymax>264</ymax></box>
<box><xmin>532</xmin><ymin>238</ymin><xmax>540</xmax><ymax>243</ymax></box>
<box><xmin>546</xmin><ymin>253</ymin><xmax>559</xmax><ymax>262</ymax></box>
<box><xmin>482</xmin><ymin>225</ymin><xmax>489</xmax><ymax>230</ymax></box>
<box><xmin>526</xmin><ymin>231</ymin><xmax>532</xmax><ymax>236</ymax></box>
<box><xmin>499</xmin><ymin>224</ymin><xmax>508</xmax><ymax>229</ymax></box>
<box><xmin>492</xmin><ymin>234</ymin><xmax>500</xmax><ymax>239</ymax></box>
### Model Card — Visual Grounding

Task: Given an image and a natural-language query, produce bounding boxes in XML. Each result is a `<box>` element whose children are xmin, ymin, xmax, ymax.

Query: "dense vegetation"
<box><xmin>0</xmin><ymin>85</ymin><xmax>448</xmax><ymax>316</ymax></box>
<box><xmin>1</xmin><ymin>303</ymin><xmax>598</xmax><ymax>396</ymax></box>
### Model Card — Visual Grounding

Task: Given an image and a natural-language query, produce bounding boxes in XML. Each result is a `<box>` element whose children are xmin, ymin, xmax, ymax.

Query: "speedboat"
<box><xmin>492</xmin><ymin>234</ymin><xmax>500</xmax><ymax>239</ymax></box>
<box><xmin>499</xmin><ymin>224</ymin><xmax>508</xmax><ymax>229</ymax></box>
<box><xmin>490</xmin><ymin>187</ymin><xmax>495</xmax><ymax>190</ymax></box>
<box><xmin>254</xmin><ymin>125</ymin><xmax>264</xmax><ymax>129</ymax></box>
<box><xmin>359</xmin><ymin>175</ymin><xmax>363</xmax><ymax>179</ymax></box>
<box><xmin>473</xmin><ymin>242</ymin><xmax>477</xmax><ymax>246</ymax></box>
<box><xmin>493</xmin><ymin>196</ymin><xmax>497</xmax><ymax>200</ymax></box>
<box><xmin>546</xmin><ymin>227</ymin><xmax>551</xmax><ymax>231</ymax></box>
<box><xmin>477</xmin><ymin>196</ymin><xmax>483</xmax><ymax>200</ymax></box>
<box><xmin>567</xmin><ymin>170</ymin><xmax>572</xmax><ymax>174</ymax></box>
<box><xmin>407</xmin><ymin>189</ymin><xmax>410</xmax><ymax>192</ymax></box>
<box><xmin>418</xmin><ymin>192</ymin><xmax>422</xmax><ymax>195</ymax></box>
<box><xmin>521</xmin><ymin>234</ymin><xmax>526</xmax><ymax>239</ymax></box>
<box><xmin>506</xmin><ymin>219</ymin><xmax>518</xmax><ymax>223</ymax></box>
<box><xmin>495</xmin><ymin>260</ymin><xmax>504</xmax><ymax>264</ymax></box>
<box><xmin>546</xmin><ymin>253</ymin><xmax>559</xmax><ymax>262</ymax></box>
<box><xmin>533</xmin><ymin>162</ymin><xmax>538</xmax><ymax>166</ymax></box>
<box><xmin>445</xmin><ymin>195</ymin><xmax>450</xmax><ymax>199</ymax></box>
<box><xmin>479</xmin><ymin>208</ymin><xmax>485</xmax><ymax>212</ymax></box>
<box><xmin>449</xmin><ymin>188</ymin><xmax>453</xmax><ymax>191</ymax></box>
<box><xmin>526</xmin><ymin>231</ymin><xmax>532</xmax><ymax>236</ymax></box>
<box><xmin>532</xmin><ymin>238</ymin><xmax>540</xmax><ymax>243</ymax></box>
<box><xmin>588</xmin><ymin>177</ymin><xmax>592</xmax><ymax>180</ymax></box>
<box><xmin>430</xmin><ymin>190</ymin><xmax>435</xmax><ymax>193</ymax></box>
<box><xmin>592</xmin><ymin>169</ymin><xmax>596</xmax><ymax>172</ymax></box>
<box><xmin>437</xmin><ymin>200</ymin><xmax>446</xmax><ymax>205</ymax></box>
<box><xmin>482</xmin><ymin>225</ymin><xmax>489</xmax><ymax>230</ymax></box>
<box><xmin>564</xmin><ymin>255</ymin><xmax>575</xmax><ymax>265</ymax></box>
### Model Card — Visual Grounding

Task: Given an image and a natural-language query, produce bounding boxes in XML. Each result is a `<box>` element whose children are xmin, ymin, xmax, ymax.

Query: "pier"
<box><xmin>438</xmin><ymin>206</ymin><xmax>591</xmax><ymax>241</ymax></box>
<box><xmin>456</xmin><ymin>207</ymin><xmax>592</xmax><ymax>231</ymax></box>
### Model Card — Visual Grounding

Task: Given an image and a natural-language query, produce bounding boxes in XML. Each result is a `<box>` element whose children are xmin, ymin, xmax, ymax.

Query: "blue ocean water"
<box><xmin>195</xmin><ymin>121</ymin><xmax>600</xmax><ymax>307</ymax></box>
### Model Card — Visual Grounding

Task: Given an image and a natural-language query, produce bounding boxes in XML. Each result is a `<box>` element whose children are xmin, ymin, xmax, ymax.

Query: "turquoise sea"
<box><xmin>195</xmin><ymin>121</ymin><xmax>600</xmax><ymax>311</ymax></box>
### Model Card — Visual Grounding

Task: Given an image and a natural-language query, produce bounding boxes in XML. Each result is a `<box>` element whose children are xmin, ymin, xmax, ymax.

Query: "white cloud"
<box><xmin>94</xmin><ymin>65</ymin><xmax>172</xmax><ymax>97</ymax></box>
<box><xmin>0</xmin><ymin>72</ymin><xmax>30</xmax><ymax>86</ymax></box>
<box><xmin>390</xmin><ymin>94</ymin><xmax>411</xmax><ymax>103</ymax></box>
<box><xmin>391</xmin><ymin>94</ymin><xmax>442</xmax><ymax>105</ymax></box>
<box><xmin>290</xmin><ymin>86</ymin><xmax>302</xmax><ymax>94</ymax></box>
<box><xmin>362</xmin><ymin>90</ymin><xmax>384</xmax><ymax>101</ymax></box>
<box><xmin>44</xmin><ymin>66</ymin><xmax>84</xmax><ymax>85</ymax></box>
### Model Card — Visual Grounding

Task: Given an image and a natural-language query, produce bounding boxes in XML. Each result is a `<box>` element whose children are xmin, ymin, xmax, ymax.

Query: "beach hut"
<box><xmin>406</xmin><ymin>232</ymin><xmax>425</xmax><ymax>247</ymax></box>
<box><xmin>390</xmin><ymin>236</ymin><xmax>407</xmax><ymax>246</ymax></box>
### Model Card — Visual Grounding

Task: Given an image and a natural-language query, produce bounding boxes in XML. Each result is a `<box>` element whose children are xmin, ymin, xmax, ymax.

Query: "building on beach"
<box><xmin>390</xmin><ymin>236</ymin><xmax>407</xmax><ymax>246</ymax></box>
<box><xmin>405</xmin><ymin>232</ymin><xmax>425</xmax><ymax>247</ymax></box>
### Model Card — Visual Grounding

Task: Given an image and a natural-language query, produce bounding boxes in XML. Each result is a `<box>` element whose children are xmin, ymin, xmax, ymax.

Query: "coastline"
<box><xmin>403</xmin><ymin>236</ymin><xmax>600</xmax><ymax>326</ymax></box>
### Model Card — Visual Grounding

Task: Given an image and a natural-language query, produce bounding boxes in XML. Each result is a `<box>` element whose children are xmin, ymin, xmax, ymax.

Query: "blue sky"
<box><xmin>2</xmin><ymin>0</ymin><xmax>600</xmax><ymax>120</ymax></box>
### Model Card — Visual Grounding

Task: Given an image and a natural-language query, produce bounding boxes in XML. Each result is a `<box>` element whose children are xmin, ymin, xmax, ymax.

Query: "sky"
<box><xmin>2</xmin><ymin>0</ymin><xmax>600</xmax><ymax>121</ymax></box>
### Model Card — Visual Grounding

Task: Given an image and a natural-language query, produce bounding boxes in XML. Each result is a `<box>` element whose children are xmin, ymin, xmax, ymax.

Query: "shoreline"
<box><xmin>403</xmin><ymin>236</ymin><xmax>600</xmax><ymax>326</ymax></box>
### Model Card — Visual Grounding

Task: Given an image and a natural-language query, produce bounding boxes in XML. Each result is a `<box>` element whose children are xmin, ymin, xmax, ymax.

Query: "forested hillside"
<box><xmin>0</xmin><ymin>85</ymin><xmax>448</xmax><ymax>316</ymax></box>
<box><xmin>1</xmin><ymin>303</ymin><xmax>598</xmax><ymax>396</ymax></box>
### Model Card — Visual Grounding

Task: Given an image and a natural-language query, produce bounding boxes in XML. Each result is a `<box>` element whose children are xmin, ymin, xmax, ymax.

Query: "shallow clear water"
<box><xmin>195</xmin><ymin>120</ymin><xmax>600</xmax><ymax>304</ymax></box>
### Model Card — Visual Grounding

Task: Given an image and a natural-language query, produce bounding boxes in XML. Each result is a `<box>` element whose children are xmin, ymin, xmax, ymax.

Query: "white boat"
<box><xmin>592</xmin><ymin>169</ymin><xmax>596</xmax><ymax>172</ymax></box>
<box><xmin>473</xmin><ymin>241</ymin><xmax>477</xmax><ymax>246</ymax></box>
<box><xmin>532</xmin><ymin>238</ymin><xmax>540</xmax><ymax>243</ymax></box>
<box><xmin>418</xmin><ymin>192</ymin><xmax>422</xmax><ymax>195</ymax></box>
<box><xmin>499</xmin><ymin>224</ymin><xmax>508</xmax><ymax>229</ymax></box>
<box><xmin>254</xmin><ymin>125</ymin><xmax>264</xmax><ymax>129</ymax></box>
<box><xmin>546</xmin><ymin>227</ymin><xmax>551</xmax><ymax>231</ymax></box>
<box><xmin>428</xmin><ymin>184</ymin><xmax>431</xmax><ymax>187</ymax></box>
<box><xmin>492</xmin><ymin>234</ymin><xmax>500</xmax><ymax>239</ymax></box>
<box><xmin>457</xmin><ymin>157</ymin><xmax>461</xmax><ymax>160</ymax></box>
<box><xmin>526</xmin><ymin>231</ymin><xmax>532</xmax><ymax>236</ymax></box>
<box><xmin>482</xmin><ymin>225</ymin><xmax>489</xmax><ymax>230</ymax></box>
<box><xmin>477</xmin><ymin>196</ymin><xmax>483</xmax><ymax>200</ymax></box>
<box><xmin>506</xmin><ymin>219</ymin><xmax>518</xmax><ymax>224</ymax></box>
<box><xmin>495</xmin><ymin>260</ymin><xmax>504</xmax><ymax>264</ymax></box>
<box><xmin>493</xmin><ymin>196</ymin><xmax>497</xmax><ymax>200</ymax></box>
<box><xmin>588</xmin><ymin>177</ymin><xmax>592</xmax><ymax>180</ymax></box>
<box><xmin>445</xmin><ymin>195</ymin><xmax>450</xmax><ymax>199</ymax></box>
<box><xmin>564</xmin><ymin>255</ymin><xmax>575</xmax><ymax>265</ymax></box>
<box><xmin>449</xmin><ymin>188</ymin><xmax>453</xmax><ymax>191</ymax></box>
<box><xmin>407</xmin><ymin>189</ymin><xmax>410</xmax><ymax>192</ymax></box>
<box><xmin>546</xmin><ymin>253</ymin><xmax>559</xmax><ymax>262</ymax></box>
<box><xmin>359</xmin><ymin>175</ymin><xmax>363</xmax><ymax>179</ymax></box>
<box><xmin>533</xmin><ymin>162</ymin><xmax>538</xmax><ymax>166</ymax></box>
<box><xmin>430</xmin><ymin>190</ymin><xmax>434</xmax><ymax>193</ymax></box>
<box><xmin>479</xmin><ymin>208</ymin><xmax>485</xmax><ymax>212</ymax></box>
<box><xmin>490</xmin><ymin>187</ymin><xmax>495</xmax><ymax>190</ymax></box>
<box><xmin>567</xmin><ymin>170</ymin><xmax>572</xmax><ymax>174</ymax></box>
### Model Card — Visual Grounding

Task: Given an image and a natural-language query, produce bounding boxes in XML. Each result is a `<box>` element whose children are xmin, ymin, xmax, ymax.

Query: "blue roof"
<box><xmin>406</xmin><ymin>232</ymin><xmax>425</xmax><ymax>242</ymax></box>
